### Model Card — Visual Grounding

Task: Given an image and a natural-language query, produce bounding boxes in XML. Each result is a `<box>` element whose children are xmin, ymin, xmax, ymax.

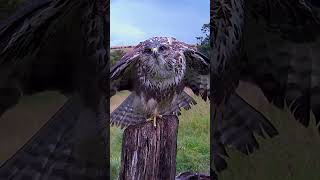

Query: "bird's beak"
<box><xmin>152</xmin><ymin>48</ymin><xmax>159</xmax><ymax>58</ymax></box>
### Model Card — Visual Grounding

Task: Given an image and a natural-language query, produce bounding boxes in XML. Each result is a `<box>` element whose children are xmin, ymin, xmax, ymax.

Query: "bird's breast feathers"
<box><xmin>137</xmin><ymin>52</ymin><xmax>187</xmax><ymax>91</ymax></box>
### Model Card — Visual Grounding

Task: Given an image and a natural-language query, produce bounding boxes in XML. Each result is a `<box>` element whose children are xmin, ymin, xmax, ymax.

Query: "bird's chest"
<box><xmin>136</xmin><ymin>79</ymin><xmax>184</xmax><ymax>102</ymax></box>
<box><xmin>134</xmin><ymin>89</ymin><xmax>181</xmax><ymax>116</ymax></box>
<box><xmin>135</xmin><ymin>65</ymin><xmax>185</xmax><ymax>98</ymax></box>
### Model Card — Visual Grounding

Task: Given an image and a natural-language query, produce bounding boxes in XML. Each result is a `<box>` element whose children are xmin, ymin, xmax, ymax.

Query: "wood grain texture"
<box><xmin>119</xmin><ymin>115</ymin><xmax>178</xmax><ymax>180</ymax></box>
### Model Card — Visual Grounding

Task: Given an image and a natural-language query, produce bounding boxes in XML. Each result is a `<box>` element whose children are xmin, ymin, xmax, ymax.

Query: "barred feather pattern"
<box><xmin>184</xmin><ymin>71</ymin><xmax>209</xmax><ymax>101</ymax></box>
<box><xmin>0</xmin><ymin>0</ymin><xmax>81</xmax><ymax>70</ymax></box>
<box><xmin>165</xmin><ymin>91</ymin><xmax>197</xmax><ymax>116</ymax></box>
<box><xmin>211</xmin><ymin>0</ymin><xmax>245</xmax><ymax>105</ymax></box>
<box><xmin>244</xmin><ymin>0</ymin><xmax>320</xmax><ymax>129</ymax></box>
<box><xmin>212</xmin><ymin>94</ymin><xmax>278</xmax><ymax>171</ymax></box>
<box><xmin>110</xmin><ymin>93</ymin><xmax>146</xmax><ymax>128</ymax></box>
<box><xmin>110</xmin><ymin>91</ymin><xmax>197</xmax><ymax>129</ymax></box>
<box><xmin>81</xmin><ymin>0</ymin><xmax>109</xmax><ymax>154</ymax></box>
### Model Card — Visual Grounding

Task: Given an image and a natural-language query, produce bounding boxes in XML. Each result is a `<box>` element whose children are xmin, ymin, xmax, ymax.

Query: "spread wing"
<box><xmin>0</xmin><ymin>0</ymin><xmax>107</xmax><ymax>115</ymax></box>
<box><xmin>183</xmin><ymin>49</ymin><xmax>210</xmax><ymax>101</ymax></box>
<box><xmin>211</xmin><ymin>0</ymin><xmax>320</xmax><ymax>173</ymax></box>
<box><xmin>110</xmin><ymin>46</ymin><xmax>141</xmax><ymax>97</ymax></box>
<box><xmin>244</xmin><ymin>0</ymin><xmax>320</xmax><ymax>130</ymax></box>
<box><xmin>211</xmin><ymin>0</ymin><xmax>257</xmax><ymax>172</ymax></box>
<box><xmin>0</xmin><ymin>0</ymin><xmax>109</xmax><ymax>179</ymax></box>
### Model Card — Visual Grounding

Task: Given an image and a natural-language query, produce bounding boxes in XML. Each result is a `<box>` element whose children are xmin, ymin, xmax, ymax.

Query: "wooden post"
<box><xmin>119</xmin><ymin>115</ymin><xmax>178</xmax><ymax>180</ymax></box>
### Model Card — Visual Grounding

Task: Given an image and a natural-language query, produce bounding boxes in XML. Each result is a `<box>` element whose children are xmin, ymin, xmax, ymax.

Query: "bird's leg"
<box><xmin>146</xmin><ymin>115</ymin><xmax>156</xmax><ymax>126</ymax></box>
<box><xmin>146</xmin><ymin>109</ymin><xmax>163</xmax><ymax>127</ymax></box>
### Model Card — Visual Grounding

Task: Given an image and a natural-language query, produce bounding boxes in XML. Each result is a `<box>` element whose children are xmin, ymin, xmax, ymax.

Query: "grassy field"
<box><xmin>110</xmin><ymin>90</ymin><xmax>210</xmax><ymax>179</ymax></box>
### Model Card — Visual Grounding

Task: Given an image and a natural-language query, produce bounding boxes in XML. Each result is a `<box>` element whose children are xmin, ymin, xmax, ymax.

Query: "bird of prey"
<box><xmin>0</xmin><ymin>0</ymin><xmax>109</xmax><ymax>179</ymax></box>
<box><xmin>110</xmin><ymin>37</ymin><xmax>210</xmax><ymax>127</ymax></box>
<box><xmin>211</xmin><ymin>0</ymin><xmax>320</xmax><ymax>173</ymax></box>
<box><xmin>110</xmin><ymin>35</ymin><xmax>276</xmax><ymax>144</ymax></box>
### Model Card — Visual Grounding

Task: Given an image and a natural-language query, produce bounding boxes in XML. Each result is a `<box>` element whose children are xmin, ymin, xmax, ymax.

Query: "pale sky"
<box><xmin>110</xmin><ymin>0</ymin><xmax>209</xmax><ymax>46</ymax></box>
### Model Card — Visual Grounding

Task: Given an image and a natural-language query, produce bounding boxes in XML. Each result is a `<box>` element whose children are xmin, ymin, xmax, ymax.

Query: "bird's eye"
<box><xmin>144</xmin><ymin>48</ymin><xmax>152</xmax><ymax>54</ymax></box>
<box><xmin>159</xmin><ymin>45</ymin><xmax>167</xmax><ymax>51</ymax></box>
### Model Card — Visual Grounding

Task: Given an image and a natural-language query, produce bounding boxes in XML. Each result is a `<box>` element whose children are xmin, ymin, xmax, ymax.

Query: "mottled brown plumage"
<box><xmin>110</xmin><ymin>37</ymin><xmax>209</xmax><ymax>127</ymax></box>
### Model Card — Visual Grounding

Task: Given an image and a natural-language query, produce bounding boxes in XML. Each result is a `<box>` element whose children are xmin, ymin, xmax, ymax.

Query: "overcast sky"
<box><xmin>110</xmin><ymin>0</ymin><xmax>209</xmax><ymax>46</ymax></box>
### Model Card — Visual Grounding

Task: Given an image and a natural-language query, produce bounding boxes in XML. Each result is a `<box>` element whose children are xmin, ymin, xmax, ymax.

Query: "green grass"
<box><xmin>110</xmin><ymin>93</ymin><xmax>210</xmax><ymax>179</ymax></box>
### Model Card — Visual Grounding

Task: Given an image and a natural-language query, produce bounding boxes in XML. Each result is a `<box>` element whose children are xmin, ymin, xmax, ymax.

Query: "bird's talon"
<box><xmin>146</xmin><ymin>115</ymin><xmax>163</xmax><ymax>127</ymax></box>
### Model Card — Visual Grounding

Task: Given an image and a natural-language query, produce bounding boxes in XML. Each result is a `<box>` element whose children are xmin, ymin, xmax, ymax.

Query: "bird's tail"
<box><xmin>111</xmin><ymin>93</ymin><xmax>146</xmax><ymax>128</ymax></box>
<box><xmin>164</xmin><ymin>91</ymin><xmax>197</xmax><ymax>116</ymax></box>
<box><xmin>111</xmin><ymin>91</ymin><xmax>197</xmax><ymax>128</ymax></box>
<box><xmin>0</xmin><ymin>95</ymin><xmax>108</xmax><ymax>179</ymax></box>
<box><xmin>212</xmin><ymin>93</ymin><xmax>279</xmax><ymax>172</ymax></box>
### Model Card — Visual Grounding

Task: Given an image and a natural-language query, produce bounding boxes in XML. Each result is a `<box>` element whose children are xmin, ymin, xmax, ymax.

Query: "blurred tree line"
<box><xmin>110</xmin><ymin>49</ymin><xmax>125</xmax><ymax>66</ymax></box>
<box><xmin>196</xmin><ymin>23</ymin><xmax>210</xmax><ymax>58</ymax></box>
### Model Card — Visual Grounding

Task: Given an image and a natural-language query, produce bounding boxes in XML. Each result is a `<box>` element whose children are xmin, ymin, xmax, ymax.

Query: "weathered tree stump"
<box><xmin>119</xmin><ymin>115</ymin><xmax>178</xmax><ymax>180</ymax></box>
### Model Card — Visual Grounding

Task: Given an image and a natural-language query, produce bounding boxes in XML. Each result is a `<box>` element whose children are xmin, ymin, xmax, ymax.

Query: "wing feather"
<box><xmin>183</xmin><ymin>49</ymin><xmax>210</xmax><ymax>101</ymax></box>
<box><xmin>110</xmin><ymin>48</ymin><xmax>141</xmax><ymax>97</ymax></box>
<box><xmin>211</xmin><ymin>0</ymin><xmax>320</xmax><ymax>173</ymax></box>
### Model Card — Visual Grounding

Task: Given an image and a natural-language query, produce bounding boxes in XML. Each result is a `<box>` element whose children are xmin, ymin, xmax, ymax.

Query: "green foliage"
<box><xmin>110</xmin><ymin>50</ymin><xmax>125</xmax><ymax>66</ymax></box>
<box><xmin>196</xmin><ymin>23</ymin><xmax>210</xmax><ymax>58</ymax></box>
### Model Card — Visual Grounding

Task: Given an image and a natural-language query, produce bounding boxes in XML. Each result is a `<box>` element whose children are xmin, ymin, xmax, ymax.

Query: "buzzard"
<box><xmin>211</xmin><ymin>0</ymin><xmax>320</xmax><ymax>173</ymax></box>
<box><xmin>110</xmin><ymin>36</ymin><xmax>277</xmax><ymax>146</ymax></box>
<box><xmin>110</xmin><ymin>37</ymin><xmax>210</xmax><ymax>127</ymax></box>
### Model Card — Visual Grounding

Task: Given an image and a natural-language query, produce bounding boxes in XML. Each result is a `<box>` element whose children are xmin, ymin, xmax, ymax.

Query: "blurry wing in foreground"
<box><xmin>0</xmin><ymin>95</ymin><xmax>108</xmax><ymax>179</ymax></box>
<box><xmin>182</xmin><ymin>45</ymin><xmax>278</xmax><ymax>172</ymax></box>
<box><xmin>243</xmin><ymin>0</ymin><xmax>320</xmax><ymax>131</ymax></box>
<box><xmin>210</xmin><ymin>0</ymin><xmax>279</xmax><ymax>173</ymax></box>
<box><xmin>212</xmin><ymin>94</ymin><xmax>278</xmax><ymax>172</ymax></box>
<box><xmin>110</xmin><ymin>48</ymin><xmax>141</xmax><ymax>97</ymax></box>
<box><xmin>212</xmin><ymin>0</ymin><xmax>320</xmax><ymax>173</ymax></box>
<box><xmin>0</xmin><ymin>0</ymin><xmax>81</xmax><ymax>68</ymax></box>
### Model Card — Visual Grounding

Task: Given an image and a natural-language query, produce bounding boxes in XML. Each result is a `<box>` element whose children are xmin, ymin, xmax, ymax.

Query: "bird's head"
<box><xmin>139</xmin><ymin>37</ymin><xmax>186</xmax><ymax>80</ymax></box>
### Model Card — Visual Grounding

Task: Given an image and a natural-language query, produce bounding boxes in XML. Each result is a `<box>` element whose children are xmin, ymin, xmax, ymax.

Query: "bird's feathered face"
<box><xmin>138</xmin><ymin>37</ymin><xmax>186</xmax><ymax>81</ymax></box>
